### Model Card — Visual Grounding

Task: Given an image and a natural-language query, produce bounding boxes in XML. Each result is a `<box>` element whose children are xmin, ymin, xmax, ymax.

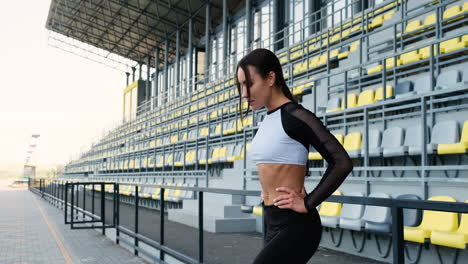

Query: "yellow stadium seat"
<box><xmin>385</xmin><ymin>57</ymin><xmax>401</xmax><ymax>69</ymax></box>
<box><xmin>383</xmin><ymin>10</ymin><xmax>395</xmax><ymax>21</ymax></box>
<box><xmin>343</xmin><ymin>132</ymin><xmax>362</xmax><ymax>152</ymax></box>
<box><xmin>399</xmin><ymin>50</ymin><xmax>421</xmax><ymax>65</ymax></box>
<box><xmin>318</xmin><ymin>190</ymin><xmax>343</xmax><ymax>216</ymax></box>
<box><xmin>369</xmin><ymin>15</ymin><xmax>384</xmax><ymax>29</ymax></box>
<box><xmin>367</xmin><ymin>65</ymin><xmax>383</xmax><ymax>75</ymax></box>
<box><xmin>404</xmin><ymin>196</ymin><xmax>458</xmax><ymax>243</ymax></box>
<box><xmin>309</xmin><ymin>134</ymin><xmax>343</xmax><ymax>160</ymax></box>
<box><xmin>341</xmin><ymin>93</ymin><xmax>358</xmax><ymax>109</ymax></box>
<box><xmin>431</xmin><ymin>200</ymin><xmax>468</xmax><ymax>249</ymax></box>
<box><xmin>349</xmin><ymin>41</ymin><xmax>360</xmax><ymax>53</ymax></box>
<box><xmin>404</xmin><ymin>20</ymin><xmax>423</xmax><ymax>34</ymax></box>
<box><xmin>423</xmin><ymin>13</ymin><xmax>436</xmax><ymax>27</ymax></box>
<box><xmin>151</xmin><ymin>182</ymin><xmax>163</xmax><ymax>199</ymax></box>
<box><xmin>375</xmin><ymin>85</ymin><xmax>394</xmax><ymax>101</ymax></box>
<box><xmin>290</xmin><ymin>49</ymin><xmax>303</xmax><ymax>60</ymax></box>
<box><xmin>253</xmin><ymin>205</ymin><xmax>263</xmax><ymax>215</ymax></box>
<box><xmin>308</xmin><ymin>56</ymin><xmax>320</xmax><ymax>68</ymax></box>
<box><xmin>171</xmin><ymin>183</ymin><xmax>183</xmax><ymax>201</ymax></box>
<box><xmin>330</xmin><ymin>48</ymin><xmax>340</xmax><ymax>58</ymax></box>
<box><xmin>443</xmin><ymin>5</ymin><xmax>463</xmax><ymax>21</ymax></box>
<box><xmin>419</xmin><ymin>45</ymin><xmax>438</xmax><ymax>59</ymax></box>
<box><xmin>440</xmin><ymin>37</ymin><xmax>467</xmax><ymax>54</ymax></box>
<box><xmin>357</xmin><ymin>89</ymin><xmax>375</xmax><ymax>106</ymax></box>
<box><xmin>437</xmin><ymin>121</ymin><xmax>468</xmax><ymax>154</ymax></box>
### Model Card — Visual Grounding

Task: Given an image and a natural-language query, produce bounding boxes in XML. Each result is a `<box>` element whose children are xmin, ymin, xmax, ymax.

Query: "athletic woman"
<box><xmin>235</xmin><ymin>48</ymin><xmax>353</xmax><ymax>264</ymax></box>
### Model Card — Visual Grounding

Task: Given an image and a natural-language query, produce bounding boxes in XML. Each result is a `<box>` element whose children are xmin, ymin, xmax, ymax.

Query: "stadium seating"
<box><xmin>430</xmin><ymin>200</ymin><xmax>468</xmax><ymax>249</ymax></box>
<box><xmin>363</xmin><ymin>193</ymin><xmax>392</xmax><ymax>234</ymax></box>
<box><xmin>404</xmin><ymin>196</ymin><xmax>458</xmax><ymax>243</ymax></box>
<box><xmin>336</xmin><ymin>192</ymin><xmax>365</xmax><ymax>230</ymax></box>
<box><xmin>318</xmin><ymin>190</ymin><xmax>343</xmax><ymax>217</ymax></box>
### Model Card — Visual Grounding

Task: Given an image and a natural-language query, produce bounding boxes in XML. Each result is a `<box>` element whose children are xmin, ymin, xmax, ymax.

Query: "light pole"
<box><xmin>24</xmin><ymin>134</ymin><xmax>40</xmax><ymax>180</ymax></box>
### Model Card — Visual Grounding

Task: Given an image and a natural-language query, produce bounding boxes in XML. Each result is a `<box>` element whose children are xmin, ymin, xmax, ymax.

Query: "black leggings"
<box><xmin>253</xmin><ymin>202</ymin><xmax>322</xmax><ymax>264</ymax></box>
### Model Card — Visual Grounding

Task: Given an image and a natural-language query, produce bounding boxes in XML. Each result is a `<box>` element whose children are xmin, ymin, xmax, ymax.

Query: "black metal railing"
<box><xmin>29</xmin><ymin>178</ymin><xmax>468</xmax><ymax>264</ymax></box>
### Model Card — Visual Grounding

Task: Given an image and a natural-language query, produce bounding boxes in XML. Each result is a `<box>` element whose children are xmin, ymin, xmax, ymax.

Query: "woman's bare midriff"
<box><xmin>258</xmin><ymin>163</ymin><xmax>307</xmax><ymax>206</ymax></box>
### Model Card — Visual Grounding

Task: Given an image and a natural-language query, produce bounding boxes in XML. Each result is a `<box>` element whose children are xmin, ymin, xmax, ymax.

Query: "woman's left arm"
<box><xmin>273</xmin><ymin>104</ymin><xmax>353</xmax><ymax>213</ymax></box>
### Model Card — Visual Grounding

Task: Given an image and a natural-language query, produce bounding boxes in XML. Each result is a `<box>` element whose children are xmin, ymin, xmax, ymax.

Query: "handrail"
<box><xmin>30</xmin><ymin>178</ymin><xmax>468</xmax><ymax>264</ymax></box>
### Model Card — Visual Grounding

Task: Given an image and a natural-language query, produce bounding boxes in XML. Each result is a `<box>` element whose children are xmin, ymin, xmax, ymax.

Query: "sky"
<box><xmin>0</xmin><ymin>1</ymin><xmax>126</xmax><ymax>173</ymax></box>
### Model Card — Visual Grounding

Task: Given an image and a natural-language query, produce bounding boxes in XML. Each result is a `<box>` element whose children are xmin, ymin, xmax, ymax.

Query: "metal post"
<box><xmin>205</xmin><ymin>1</ymin><xmax>211</xmax><ymax>84</ymax></box>
<box><xmin>198</xmin><ymin>191</ymin><xmax>204</xmax><ymax>263</ymax></box>
<box><xmin>159</xmin><ymin>187</ymin><xmax>165</xmax><ymax>261</ymax></box>
<box><xmin>92</xmin><ymin>184</ymin><xmax>95</xmax><ymax>216</ymax></box>
<box><xmin>64</xmin><ymin>182</ymin><xmax>68</xmax><ymax>224</ymax></box>
<box><xmin>71</xmin><ymin>184</ymin><xmax>75</xmax><ymax>228</ymax></box>
<box><xmin>391</xmin><ymin>205</ymin><xmax>404</xmax><ymax>264</ymax></box>
<box><xmin>116</xmin><ymin>184</ymin><xmax>120</xmax><ymax>244</ymax></box>
<box><xmin>176</xmin><ymin>29</ymin><xmax>180</xmax><ymax>101</ymax></box>
<box><xmin>134</xmin><ymin>185</ymin><xmax>139</xmax><ymax>255</ymax></box>
<box><xmin>138</xmin><ymin>61</ymin><xmax>143</xmax><ymax>80</ymax></box>
<box><xmin>126</xmin><ymin>72</ymin><xmax>130</xmax><ymax>86</ymax></box>
<box><xmin>132</xmin><ymin>67</ymin><xmax>136</xmax><ymax>82</ymax></box>
<box><xmin>146</xmin><ymin>55</ymin><xmax>150</xmax><ymax>102</ymax></box>
<box><xmin>164</xmin><ymin>40</ymin><xmax>169</xmax><ymax>105</ymax></box>
<box><xmin>101</xmin><ymin>183</ymin><xmax>105</xmax><ymax>235</ymax></box>
<box><xmin>188</xmin><ymin>18</ymin><xmax>193</xmax><ymax>94</ymax></box>
<box><xmin>272</xmin><ymin>0</ymin><xmax>278</xmax><ymax>51</ymax></box>
<box><xmin>154</xmin><ymin>47</ymin><xmax>159</xmax><ymax>109</ymax></box>
<box><xmin>246</xmin><ymin>0</ymin><xmax>252</xmax><ymax>52</ymax></box>
<box><xmin>83</xmin><ymin>183</ymin><xmax>86</xmax><ymax>219</ymax></box>
<box><xmin>222</xmin><ymin>0</ymin><xmax>228</xmax><ymax>76</ymax></box>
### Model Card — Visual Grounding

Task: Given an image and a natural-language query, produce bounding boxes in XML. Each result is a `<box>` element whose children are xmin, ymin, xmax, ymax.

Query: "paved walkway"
<box><xmin>0</xmin><ymin>179</ymin><xmax>146</xmax><ymax>264</ymax></box>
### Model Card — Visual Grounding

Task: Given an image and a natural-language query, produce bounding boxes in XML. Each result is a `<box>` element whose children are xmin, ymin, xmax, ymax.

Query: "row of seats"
<box><xmin>67</xmin><ymin>143</ymin><xmax>251</xmax><ymax>173</ymax></box>
<box><xmin>367</xmin><ymin>34</ymin><xmax>468</xmax><ymax>75</ymax></box>
<box><xmin>399</xmin><ymin>2</ymin><xmax>467</xmax><ymax>39</ymax></box>
<box><xmin>68</xmin><ymin>114</ymin><xmax>254</xmax><ymax>168</ymax></box>
<box><xmin>325</xmin><ymin>69</ymin><xmax>467</xmax><ymax>113</ymax></box>
<box><xmin>87</xmin><ymin>182</ymin><xmax>195</xmax><ymax>202</ymax></box>
<box><xmin>277</xmin><ymin>0</ymin><xmax>399</xmax><ymax>64</ymax></box>
<box><xmin>308</xmin><ymin>119</ymin><xmax>468</xmax><ymax>160</ymax></box>
<box><xmin>290</xmin><ymin>40</ymin><xmax>360</xmax><ymax>77</ymax></box>
<box><xmin>251</xmin><ymin>191</ymin><xmax>468</xmax><ymax>249</ymax></box>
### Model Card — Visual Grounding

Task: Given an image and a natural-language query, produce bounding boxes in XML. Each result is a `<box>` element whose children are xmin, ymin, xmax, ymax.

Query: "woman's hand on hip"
<box><xmin>273</xmin><ymin>186</ymin><xmax>308</xmax><ymax>214</ymax></box>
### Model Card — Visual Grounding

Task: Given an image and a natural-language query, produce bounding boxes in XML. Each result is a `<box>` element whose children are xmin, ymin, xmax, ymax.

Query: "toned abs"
<box><xmin>258</xmin><ymin>163</ymin><xmax>307</xmax><ymax>206</ymax></box>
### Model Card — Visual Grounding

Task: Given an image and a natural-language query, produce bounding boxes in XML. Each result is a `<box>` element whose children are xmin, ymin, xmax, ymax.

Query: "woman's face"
<box><xmin>237</xmin><ymin>65</ymin><xmax>274</xmax><ymax>110</ymax></box>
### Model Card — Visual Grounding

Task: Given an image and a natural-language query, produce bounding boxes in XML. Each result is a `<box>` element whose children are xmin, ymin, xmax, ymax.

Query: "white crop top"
<box><xmin>248</xmin><ymin>101</ymin><xmax>353</xmax><ymax>211</ymax></box>
<box><xmin>250</xmin><ymin>103</ymin><xmax>308</xmax><ymax>166</ymax></box>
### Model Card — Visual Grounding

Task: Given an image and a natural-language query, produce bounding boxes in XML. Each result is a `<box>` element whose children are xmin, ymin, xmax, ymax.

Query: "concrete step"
<box><xmin>168</xmin><ymin>208</ymin><xmax>257</xmax><ymax>233</ymax></box>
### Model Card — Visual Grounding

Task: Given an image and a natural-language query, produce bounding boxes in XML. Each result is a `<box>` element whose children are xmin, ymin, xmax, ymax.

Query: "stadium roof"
<box><xmin>46</xmin><ymin>0</ymin><xmax>245</xmax><ymax>71</ymax></box>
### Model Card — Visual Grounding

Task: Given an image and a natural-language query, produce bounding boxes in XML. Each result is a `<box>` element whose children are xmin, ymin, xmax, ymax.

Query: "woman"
<box><xmin>235</xmin><ymin>48</ymin><xmax>353</xmax><ymax>264</ymax></box>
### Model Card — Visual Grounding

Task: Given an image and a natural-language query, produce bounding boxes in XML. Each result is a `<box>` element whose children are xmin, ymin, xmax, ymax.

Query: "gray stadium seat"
<box><xmin>363</xmin><ymin>193</ymin><xmax>392</xmax><ymax>233</ymax></box>
<box><xmin>337</xmin><ymin>192</ymin><xmax>365</xmax><ymax>231</ymax></box>
<box><xmin>326</xmin><ymin>97</ymin><xmax>342</xmax><ymax>112</ymax></box>
<box><xmin>396</xmin><ymin>194</ymin><xmax>422</xmax><ymax>227</ymax></box>
<box><xmin>435</xmin><ymin>69</ymin><xmax>461</xmax><ymax>90</ymax></box>
<box><xmin>428</xmin><ymin>120</ymin><xmax>459</xmax><ymax>154</ymax></box>
<box><xmin>405</xmin><ymin>125</ymin><xmax>431</xmax><ymax>156</ymax></box>
<box><xmin>395</xmin><ymin>81</ymin><xmax>415</xmax><ymax>99</ymax></box>
<box><xmin>382</xmin><ymin>127</ymin><xmax>407</xmax><ymax>157</ymax></box>
<box><xmin>368</xmin><ymin>129</ymin><xmax>383</xmax><ymax>157</ymax></box>
<box><xmin>183</xmin><ymin>183</ymin><xmax>195</xmax><ymax>199</ymax></box>
<box><xmin>413</xmin><ymin>75</ymin><xmax>432</xmax><ymax>95</ymax></box>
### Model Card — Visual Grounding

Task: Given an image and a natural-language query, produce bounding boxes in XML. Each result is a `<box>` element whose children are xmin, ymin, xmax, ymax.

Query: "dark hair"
<box><xmin>235</xmin><ymin>48</ymin><xmax>296</xmax><ymax>122</ymax></box>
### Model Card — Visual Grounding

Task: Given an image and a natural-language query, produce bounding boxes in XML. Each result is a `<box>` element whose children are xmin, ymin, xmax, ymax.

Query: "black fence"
<box><xmin>29</xmin><ymin>178</ymin><xmax>468</xmax><ymax>264</ymax></box>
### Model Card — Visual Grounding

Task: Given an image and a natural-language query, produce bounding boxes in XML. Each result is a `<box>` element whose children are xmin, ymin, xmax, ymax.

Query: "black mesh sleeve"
<box><xmin>283</xmin><ymin>103</ymin><xmax>353</xmax><ymax>212</ymax></box>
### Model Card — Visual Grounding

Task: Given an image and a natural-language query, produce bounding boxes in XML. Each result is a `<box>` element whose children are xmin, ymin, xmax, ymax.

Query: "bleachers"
<box><xmin>62</xmin><ymin>0</ymin><xmax>468</xmax><ymax>261</ymax></box>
